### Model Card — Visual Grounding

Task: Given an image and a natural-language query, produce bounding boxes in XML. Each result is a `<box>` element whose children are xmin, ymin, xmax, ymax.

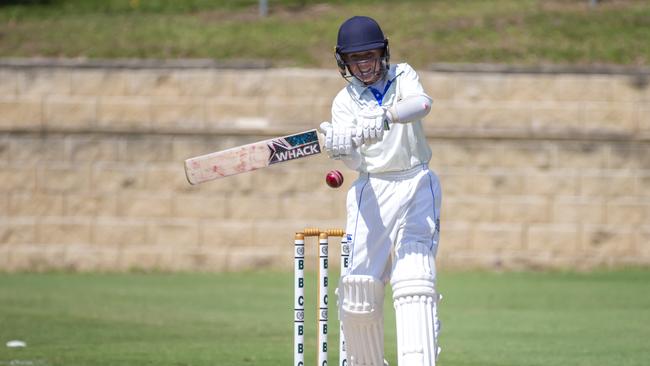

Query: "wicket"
<box><xmin>294</xmin><ymin>228</ymin><xmax>350</xmax><ymax>366</ymax></box>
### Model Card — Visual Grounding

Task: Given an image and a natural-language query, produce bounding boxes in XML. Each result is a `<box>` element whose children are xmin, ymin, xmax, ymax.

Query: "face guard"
<box><xmin>335</xmin><ymin>16</ymin><xmax>390</xmax><ymax>85</ymax></box>
<box><xmin>340</xmin><ymin>53</ymin><xmax>388</xmax><ymax>85</ymax></box>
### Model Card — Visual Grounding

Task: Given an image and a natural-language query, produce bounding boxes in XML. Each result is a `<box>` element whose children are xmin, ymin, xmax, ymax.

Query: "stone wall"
<box><xmin>0</xmin><ymin>59</ymin><xmax>648</xmax><ymax>272</ymax></box>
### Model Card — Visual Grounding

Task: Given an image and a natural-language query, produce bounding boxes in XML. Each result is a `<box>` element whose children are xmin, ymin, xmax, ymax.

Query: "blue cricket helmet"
<box><xmin>335</xmin><ymin>16</ymin><xmax>390</xmax><ymax>82</ymax></box>
<box><xmin>336</xmin><ymin>16</ymin><xmax>387</xmax><ymax>54</ymax></box>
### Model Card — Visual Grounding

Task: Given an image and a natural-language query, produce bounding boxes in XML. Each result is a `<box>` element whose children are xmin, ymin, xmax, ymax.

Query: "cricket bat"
<box><xmin>184</xmin><ymin>129</ymin><xmax>322</xmax><ymax>185</ymax></box>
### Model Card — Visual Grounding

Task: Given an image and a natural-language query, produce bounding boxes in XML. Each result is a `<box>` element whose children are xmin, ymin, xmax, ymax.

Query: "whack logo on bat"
<box><xmin>267</xmin><ymin>130</ymin><xmax>321</xmax><ymax>165</ymax></box>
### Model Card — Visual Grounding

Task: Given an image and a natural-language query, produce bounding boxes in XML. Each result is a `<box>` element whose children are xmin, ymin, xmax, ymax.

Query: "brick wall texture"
<box><xmin>0</xmin><ymin>60</ymin><xmax>648</xmax><ymax>272</ymax></box>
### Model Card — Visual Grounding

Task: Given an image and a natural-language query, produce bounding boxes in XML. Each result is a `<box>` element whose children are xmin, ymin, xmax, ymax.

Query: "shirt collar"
<box><xmin>347</xmin><ymin>64</ymin><xmax>400</xmax><ymax>100</ymax></box>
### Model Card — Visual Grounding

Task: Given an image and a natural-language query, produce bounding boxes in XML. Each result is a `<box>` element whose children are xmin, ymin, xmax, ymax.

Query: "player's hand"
<box><xmin>357</xmin><ymin>106</ymin><xmax>387</xmax><ymax>145</ymax></box>
<box><xmin>320</xmin><ymin>121</ymin><xmax>354</xmax><ymax>159</ymax></box>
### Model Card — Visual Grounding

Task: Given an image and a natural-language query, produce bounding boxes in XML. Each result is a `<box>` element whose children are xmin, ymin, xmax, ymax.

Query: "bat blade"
<box><xmin>184</xmin><ymin>129</ymin><xmax>322</xmax><ymax>185</ymax></box>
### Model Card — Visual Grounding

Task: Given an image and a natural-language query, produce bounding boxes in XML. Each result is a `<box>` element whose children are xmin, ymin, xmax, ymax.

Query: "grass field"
<box><xmin>0</xmin><ymin>0</ymin><xmax>649</xmax><ymax>68</ymax></box>
<box><xmin>1</xmin><ymin>269</ymin><xmax>649</xmax><ymax>366</ymax></box>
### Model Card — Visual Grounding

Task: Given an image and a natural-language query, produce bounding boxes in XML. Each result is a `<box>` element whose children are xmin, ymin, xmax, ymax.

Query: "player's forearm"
<box><xmin>385</xmin><ymin>95</ymin><xmax>432</xmax><ymax>124</ymax></box>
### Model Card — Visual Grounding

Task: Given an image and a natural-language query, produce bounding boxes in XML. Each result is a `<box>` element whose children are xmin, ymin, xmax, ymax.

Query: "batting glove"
<box><xmin>357</xmin><ymin>106</ymin><xmax>387</xmax><ymax>145</ymax></box>
<box><xmin>320</xmin><ymin>121</ymin><xmax>355</xmax><ymax>159</ymax></box>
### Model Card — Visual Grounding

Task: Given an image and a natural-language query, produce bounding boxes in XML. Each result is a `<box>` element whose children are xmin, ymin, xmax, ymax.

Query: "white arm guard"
<box><xmin>386</xmin><ymin>95</ymin><xmax>432</xmax><ymax>124</ymax></box>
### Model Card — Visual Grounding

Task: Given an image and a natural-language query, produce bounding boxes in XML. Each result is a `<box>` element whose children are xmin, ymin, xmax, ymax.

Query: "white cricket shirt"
<box><xmin>331</xmin><ymin>63</ymin><xmax>432</xmax><ymax>174</ymax></box>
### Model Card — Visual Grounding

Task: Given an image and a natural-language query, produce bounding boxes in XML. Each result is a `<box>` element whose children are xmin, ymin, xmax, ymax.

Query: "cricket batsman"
<box><xmin>320</xmin><ymin>16</ymin><xmax>442</xmax><ymax>366</ymax></box>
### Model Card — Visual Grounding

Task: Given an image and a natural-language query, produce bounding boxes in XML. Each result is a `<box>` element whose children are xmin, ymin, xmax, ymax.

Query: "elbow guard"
<box><xmin>386</xmin><ymin>95</ymin><xmax>432</xmax><ymax>124</ymax></box>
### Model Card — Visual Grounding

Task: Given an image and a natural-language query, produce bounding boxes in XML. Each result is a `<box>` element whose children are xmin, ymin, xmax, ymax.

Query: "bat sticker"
<box><xmin>268</xmin><ymin>130</ymin><xmax>321</xmax><ymax>165</ymax></box>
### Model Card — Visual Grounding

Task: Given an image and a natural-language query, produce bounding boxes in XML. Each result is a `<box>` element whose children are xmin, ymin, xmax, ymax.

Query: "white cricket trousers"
<box><xmin>344</xmin><ymin>164</ymin><xmax>442</xmax><ymax>282</ymax></box>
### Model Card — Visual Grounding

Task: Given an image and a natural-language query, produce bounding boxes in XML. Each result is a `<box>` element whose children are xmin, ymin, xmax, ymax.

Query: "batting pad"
<box><xmin>391</xmin><ymin>242</ymin><xmax>441</xmax><ymax>366</ymax></box>
<box><xmin>338</xmin><ymin>275</ymin><xmax>386</xmax><ymax>366</ymax></box>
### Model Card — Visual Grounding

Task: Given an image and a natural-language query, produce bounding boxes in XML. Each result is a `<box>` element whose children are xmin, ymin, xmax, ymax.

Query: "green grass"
<box><xmin>0</xmin><ymin>0</ymin><xmax>649</xmax><ymax>67</ymax></box>
<box><xmin>1</xmin><ymin>270</ymin><xmax>649</xmax><ymax>366</ymax></box>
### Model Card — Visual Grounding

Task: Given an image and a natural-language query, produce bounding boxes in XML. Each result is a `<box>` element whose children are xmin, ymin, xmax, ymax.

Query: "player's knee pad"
<box><xmin>391</xmin><ymin>242</ymin><xmax>441</xmax><ymax>366</ymax></box>
<box><xmin>338</xmin><ymin>275</ymin><xmax>385</xmax><ymax>366</ymax></box>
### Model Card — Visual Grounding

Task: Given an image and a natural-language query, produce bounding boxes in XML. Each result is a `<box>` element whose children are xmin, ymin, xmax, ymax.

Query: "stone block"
<box><xmin>0</xmin><ymin>218</ymin><xmax>36</xmax><ymax>244</ymax></box>
<box><xmin>282</xmin><ymin>69</ymin><xmax>342</xmax><ymax>98</ymax></box>
<box><xmin>63</xmin><ymin>243</ymin><xmax>121</xmax><ymax>272</ymax></box>
<box><xmin>125</xmin><ymin>70</ymin><xmax>184</xmax><ymax>97</ymax></box>
<box><xmin>641</xmin><ymin>173</ymin><xmax>650</xmax><ymax>197</ymax></box>
<box><xmin>150</xmin><ymin>97</ymin><xmax>205</xmax><ymax>132</ymax></box>
<box><xmin>580</xmin><ymin>75</ymin><xmax>630</xmax><ymax>102</ymax></box>
<box><xmin>638</xmin><ymin>227</ymin><xmax>650</xmax><ymax>260</ymax></box>
<box><xmin>201</xmin><ymin>220</ymin><xmax>254</xmax><ymax>248</ymax></box>
<box><xmin>506</xmin><ymin>74</ymin><xmax>587</xmax><ymax>102</ymax></box>
<box><xmin>640</xmin><ymin>104</ymin><xmax>650</xmax><ymax>131</ymax></box>
<box><xmin>36</xmin><ymin>218</ymin><xmax>92</xmax><ymax>244</ymax></box>
<box><xmin>427</xmin><ymin>101</ymin><xmax>470</xmax><ymax>129</ymax></box>
<box><xmin>9</xmin><ymin>136</ymin><xmax>66</xmax><ymax>165</ymax></box>
<box><xmin>68</xmin><ymin>136</ymin><xmax>120</xmax><ymax>162</ymax></box>
<box><xmin>64</xmin><ymin>194</ymin><xmax>119</xmax><ymax>217</ymax></box>
<box><xmin>118</xmin><ymin>194</ymin><xmax>173</xmax><ymax>218</ymax></box>
<box><xmin>112</xmin><ymin>244</ymin><xmax>157</xmax><ymax>271</ymax></box>
<box><xmin>526</xmin><ymin>223</ymin><xmax>581</xmax><ymax>256</ymax></box>
<box><xmin>605</xmin><ymin>142</ymin><xmax>648</xmax><ymax>171</ymax></box>
<box><xmin>93</xmin><ymin>219</ymin><xmax>148</xmax><ymax>246</ymax></box>
<box><xmin>227</xmin><ymin>194</ymin><xmax>283</xmax><ymax>220</ymax></box>
<box><xmin>97</xmin><ymin>96</ymin><xmax>151</xmax><ymax>131</ymax></box>
<box><xmin>554</xmin><ymin>142</ymin><xmax>607</xmax><ymax>169</ymax></box>
<box><xmin>70</xmin><ymin>69</ymin><xmax>127</xmax><ymax>96</ymax></box>
<box><xmin>149</xmin><ymin>220</ymin><xmax>200</xmax><ymax>247</ymax></box>
<box><xmin>91</xmin><ymin>163</ymin><xmax>147</xmax><ymax>192</ymax></box>
<box><xmin>0</xmin><ymin>194</ymin><xmax>6</xmax><ymax>217</ymax></box>
<box><xmin>438</xmin><ymin>169</ymin><xmax>523</xmax><ymax>196</ymax></box>
<box><xmin>172</xmin><ymin>70</ymin><xmax>218</xmax><ymax>97</ymax></box>
<box><xmin>583</xmin><ymin>101</ymin><xmax>638</xmax><ymax>134</ymax></box>
<box><xmin>452</xmin><ymin>74</ymin><xmax>510</xmax><ymax>102</ymax></box>
<box><xmin>37</xmin><ymin>165</ymin><xmax>91</xmax><ymax>193</ymax></box>
<box><xmin>226</xmin><ymin>246</ymin><xmax>286</xmax><ymax>271</ymax></box>
<box><xmin>530</xmin><ymin>102</ymin><xmax>584</xmax><ymax>131</ymax></box>
<box><xmin>471</xmin><ymin>222</ymin><xmax>524</xmax><ymax>251</ymax></box>
<box><xmin>234</xmin><ymin>70</ymin><xmax>284</xmax><ymax>97</ymax></box>
<box><xmin>605</xmin><ymin>198</ymin><xmax>648</xmax><ymax>226</ymax></box>
<box><xmin>612</xmin><ymin>74</ymin><xmax>649</xmax><ymax>103</ymax></box>
<box><xmin>433</xmin><ymin>141</ymin><xmax>495</xmax><ymax>168</ymax></box>
<box><xmin>9</xmin><ymin>193</ymin><xmax>64</xmax><ymax>216</ymax></box>
<box><xmin>121</xmin><ymin>136</ymin><xmax>173</xmax><ymax>163</ymax></box>
<box><xmin>471</xmin><ymin>101</ymin><xmax>531</xmax><ymax>130</ymax></box>
<box><xmin>0</xmin><ymin>98</ymin><xmax>42</xmax><ymax>130</ymax></box>
<box><xmin>498</xmin><ymin>141</ymin><xmax>553</xmax><ymax>169</ymax></box>
<box><xmin>181</xmin><ymin>248</ymin><xmax>230</xmax><ymax>272</ymax></box>
<box><xmin>421</xmin><ymin>73</ymin><xmax>456</xmax><ymax>100</ymax></box>
<box><xmin>443</xmin><ymin>196</ymin><xmax>496</xmax><ymax>222</ymax></box>
<box><xmin>205</xmin><ymin>96</ymin><xmax>264</xmax><ymax>127</ymax></box>
<box><xmin>172</xmin><ymin>193</ymin><xmax>227</xmax><ymax>219</ymax></box>
<box><xmin>551</xmin><ymin>195</ymin><xmax>605</xmax><ymax>224</ymax></box>
<box><xmin>16</xmin><ymin>69</ymin><xmax>70</xmax><ymax>96</ymax></box>
<box><xmin>4</xmin><ymin>243</ymin><xmax>67</xmax><ymax>272</ymax></box>
<box><xmin>521</xmin><ymin>170</ymin><xmax>579</xmax><ymax>196</ymax></box>
<box><xmin>0</xmin><ymin>166</ymin><xmax>37</xmax><ymax>192</ymax></box>
<box><xmin>580</xmin><ymin>172</ymin><xmax>637</xmax><ymax>197</ymax></box>
<box><xmin>581</xmin><ymin>224</ymin><xmax>637</xmax><ymax>259</ymax></box>
<box><xmin>210</xmin><ymin>71</ymin><xmax>238</xmax><ymax>97</ymax></box>
<box><xmin>0</xmin><ymin>135</ymin><xmax>8</xmax><ymax>164</ymax></box>
<box><xmin>280</xmin><ymin>193</ymin><xmax>345</xmax><ymax>221</ymax></box>
<box><xmin>0</xmin><ymin>70</ymin><xmax>16</xmax><ymax>96</ymax></box>
<box><xmin>437</xmin><ymin>221</ymin><xmax>474</xmax><ymax>251</ymax></box>
<box><xmin>43</xmin><ymin>95</ymin><xmax>96</xmax><ymax>131</ymax></box>
<box><xmin>262</xmin><ymin>96</ymin><xmax>316</xmax><ymax>126</ymax></box>
<box><xmin>145</xmin><ymin>164</ymin><xmax>194</xmax><ymax>193</ymax></box>
<box><xmin>496</xmin><ymin>196</ymin><xmax>549</xmax><ymax>223</ymax></box>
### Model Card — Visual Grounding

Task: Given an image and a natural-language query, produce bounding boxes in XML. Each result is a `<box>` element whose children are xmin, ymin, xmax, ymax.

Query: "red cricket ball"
<box><xmin>325</xmin><ymin>170</ymin><xmax>344</xmax><ymax>188</ymax></box>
